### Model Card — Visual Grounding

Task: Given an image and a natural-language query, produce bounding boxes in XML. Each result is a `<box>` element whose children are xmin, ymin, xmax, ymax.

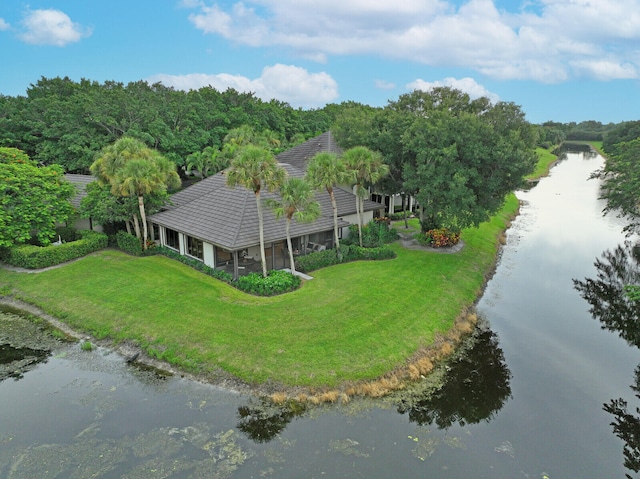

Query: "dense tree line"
<box><xmin>332</xmin><ymin>88</ymin><xmax>538</xmax><ymax>233</ymax></box>
<box><xmin>0</xmin><ymin>76</ymin><xmax>336</xmax><ymax>173</ymax></box>
<box><xmin>596</xmin><ymin>121</ymin><xmax>640</xmax><ymax>236</ymax></box>
<box><xmin>6</xmin><ymin>75</ymin><xmax>632</xmax><ymax>245</ymax></box>
<box><xmin>535</xmin><ymin>120</ymin><xmax>620</xmax><ymax>148</ymax></box>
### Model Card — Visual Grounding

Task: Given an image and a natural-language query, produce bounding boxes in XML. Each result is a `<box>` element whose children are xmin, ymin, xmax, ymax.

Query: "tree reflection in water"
<box><xmin>237</xmin><ymin>397</ymin><xmax>306</xmax><ymax>443</ymax></box>
<box><xmin>397</xmin><ymin>325</ymin><xmax>512</xmax><ymax>428</ymax></box>
<box><xmin>574</xmin><ymin>242</ymin><xmax>640</xmax><ymax>346</ymax></box>
<box><xmin>574</xmin><ymin>242</ymin><xmax>640</xmax><ymax>478</ymax></box>
<box><xmin>236</xmin><ymin>324</ymin><xmax>512</xmax><ymax>444</ymax></box>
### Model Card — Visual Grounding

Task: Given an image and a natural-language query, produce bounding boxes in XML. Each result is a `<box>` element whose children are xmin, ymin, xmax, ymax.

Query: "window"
<box><xmin>187</xmin><ymin>236</ymin><xmax>204</xmax><ymax>260</ymax></box>
<box><xmin>216</xmin><ymin>248</ymin><xmax>232</xmax><ymax>266</ymax></box>
<box><xmin>165</xmin><ymin>228</ymin><xmax>180</xmax><ymax>250</ymax></box>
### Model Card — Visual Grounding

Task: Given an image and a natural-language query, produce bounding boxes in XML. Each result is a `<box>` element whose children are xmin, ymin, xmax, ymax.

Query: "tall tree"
<box><xmin>0</xmin><ymin>147</ymin><xmax>74</xmax><ymax>246</ymax></box>
<box><xmin>594</xmin><ymin>138</ymin><xmax>640</xmax><ymax>235</ymax></box>
<box><xmin>226</xmin><ymin>146</ymin><xmax>286</xmax><ymax>277</ymax></box>
<box><xmin>305</xmin><ymin>152</ymin><xmax>350</xmax><ymax>258</ymax></box>
<box><xmin>390</xmin><ymin>89</ymin><xmax>536</xmax><ymax>232</ymax></box>
<box><xmin>266</xmin><ymin>177</ymin><xmax>320</xmax><ymax>274</ymax></box>
<box><xmin>90</xmin><ymin>137</ymin><xmax>180</xmax><ymax>248</ymax></box>
<box><xmin>342</xmin><ymin>146</ymin><xmax>389</xmax><ymax>247</ymax></box>
<box><xmin>185</xmin><ymin>146</ymin><xmax>228</xmax><ymax>178</ymax></box>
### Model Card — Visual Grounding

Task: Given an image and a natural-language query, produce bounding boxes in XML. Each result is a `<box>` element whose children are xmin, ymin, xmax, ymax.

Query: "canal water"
<box><xmin>1</xmin><ymin>149</ymin><xmax>638</xmax><ymax>478</ymax></box>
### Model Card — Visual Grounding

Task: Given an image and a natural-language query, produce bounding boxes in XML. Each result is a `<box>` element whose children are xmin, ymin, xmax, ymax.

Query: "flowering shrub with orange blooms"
<box><xmin>425</xmin><ymin>228</ymin><xmax>460</xmax><ymax>248</ymax></box>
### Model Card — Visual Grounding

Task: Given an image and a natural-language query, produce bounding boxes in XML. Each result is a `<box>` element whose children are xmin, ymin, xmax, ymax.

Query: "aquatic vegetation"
<box><xmin>1</xmin><ymin>423</ymin><xmax>252</xmax><ymax>479</ymax></box>
<box><xmin>329</xmin><ymin>438</ymin><xmax>370</xmax><ymax>457</ymax></box>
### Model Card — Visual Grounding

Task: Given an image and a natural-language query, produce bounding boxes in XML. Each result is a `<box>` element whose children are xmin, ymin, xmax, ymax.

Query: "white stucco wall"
<box><xmin>203</xmin><ymin>242</ymin><xmax>214</xmax><ymax>268</ymax></box>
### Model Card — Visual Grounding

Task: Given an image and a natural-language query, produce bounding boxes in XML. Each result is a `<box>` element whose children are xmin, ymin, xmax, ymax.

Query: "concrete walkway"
<box><xmin>281</xmin><ymin>268</ymin><xmax>314</xmax><ymax>280</ymax></box>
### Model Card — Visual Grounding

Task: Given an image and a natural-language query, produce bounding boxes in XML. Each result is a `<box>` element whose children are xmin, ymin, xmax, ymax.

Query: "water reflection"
<box><xmin>0</xmin><ymin>306</ymin><xmax>57</xmax><ymax>382</ymax></box>
<box><xmin>0</xmin><ymin>344</ymin><xmax>50</xmax><ymax>381</ymax></box>
<box><xmin>397</xmin><ymin>325</ymin><xmax>512</xmax><ymax>428</ymax></box>
<box><xmin>237</xmin><ymin>397</ymin><xmax>306</xmax><ymax>443</ymax></box>
<box><xmin>234</xmin><ymin>323</ymin><xmax>513</xmax><ymax>444</ymax></box>
<box><xmin>558</xmin><ymin>142</ymin><xmax>599</xmax><ymax>158</ymax></box>
<box><xmin>573</xmin><ymin>241</ymin><xmax>640</xmax><ymax>347</ymax></box>
<box><xmin>574</xmin><ymin>241</ymin><xmax>640</xmax><ymax>477</ymax></box>
<box><xmin>603</xmin><ymin>366</ymin><xmax>640</xmax><ymax>478</ymax></box>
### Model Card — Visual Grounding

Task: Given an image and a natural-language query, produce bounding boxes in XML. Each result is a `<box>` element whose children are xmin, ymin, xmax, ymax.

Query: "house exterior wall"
<box><xmin>203</xmin><ymin>242</ymin><xmax>214</xmax><ymax>268</ymax></box>
<box><xmin>67</xmin><ymin>217</ymin><xmax>104</xmax><ymax>233</ymax></box>
<box><xmin>339</xmin><ymin>211</ymin><xmax>374</xmax><ymax>238</ymax></box>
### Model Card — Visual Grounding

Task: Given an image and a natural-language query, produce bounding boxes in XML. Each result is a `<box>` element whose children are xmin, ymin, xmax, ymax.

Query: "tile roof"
<box><xmin>64</xmin><ymin>174</ymin><xmax>95</xmax><ymax>209</ymax></box>
<box><xmin>275</xmin><ymin>131</ymin><xmax>342</xmax><ymax>172</ymax></box>
<box><xmin>150</xmin><ymin>133</ymin><xmax>383</xmax><ymax>250</ymax></box>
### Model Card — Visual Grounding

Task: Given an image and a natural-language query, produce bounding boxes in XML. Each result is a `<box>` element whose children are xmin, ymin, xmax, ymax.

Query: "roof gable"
<box><xmin>275</xmin><ymin>131</ymin><xmax>342</xmax><ymax>172</ymax></box>
<box><xmin>149</xmin><ymin>132</ymin><xmax>383</xmax><ymax>250</ymax></box>
<box><xmin>64</xmin><ymin>173</ymin><xmax>95</xmax><ymax>209</ymax></box>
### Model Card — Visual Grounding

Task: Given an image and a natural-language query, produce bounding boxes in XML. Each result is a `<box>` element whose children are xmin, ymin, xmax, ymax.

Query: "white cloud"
<box><xmin>147</xmin><ymin>64</ymin><xmax>339</xmax><ymax>108</ymax></box>
<box><xmin>570</xmin><ymin>59</ymin><xmax>638</xmax><ymax>81</ymax></box>
<box><xmin>375</xmin><ymin>80</ymin><xmax>396</xmax><ymax>90</ymax></box>
<box><xmin>0</xmin><ymin>18</ymin><xmax>10</xmax><ymax>31</ymax></box>
<box><xmin>406</xmin><ymin>77</ymin><xmax>500</xmax><ymax>103</ymax></box>
<box><xmin>19</xmin><ymin>9</ymin><xmax>91</xmax><ymax>46</ymax></box>
<box><xmin>183</xmin><ymin>0</ymin><xmax>640</xmax><ymax>82</ymax></box>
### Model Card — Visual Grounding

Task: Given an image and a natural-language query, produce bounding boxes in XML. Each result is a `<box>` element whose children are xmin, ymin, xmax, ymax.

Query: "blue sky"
<box><xmin>1</xmin><ymin>0</ymin><xmax>639</xmax><ymax>124</ymax></box>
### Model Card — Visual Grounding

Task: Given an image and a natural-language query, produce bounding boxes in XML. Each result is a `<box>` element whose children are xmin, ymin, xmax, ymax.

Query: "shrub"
<box><xmin>296</xmin><ymin>244</ymin><xmax>396</xmax><ymax>273</ymax></box>
<box><xmin>54</xmin><ymin>226</ymin><xmax>79</xmax><ymax>243</ymax></box>
<box><xmin>295</xmin><ymin>248</ymin><xmax>341</xmax><ymax>273</ymax></box>
<box><xmin>343</xmin><ymin>220</ymin><xmax>398</xmax><ymax>248</ymax></box>
<box><xmin>0</xmin><ymin>230</ymin><xmax>108</xmax><ymax>269</ymax></box>
<box><xmin>424</xmin><ymin>228</ymin><xmax>460</xmax><ymax>248</ymax></box>
<box><xmin>236</xmin><ymin>270</ymin><xmax>301</xmax><ymax>296</ymax></box>
<box><xmin>343</xmin><ymin>245</ymin><xmax>397</xmax><ymax>261</ymax></box>
<box><xmin>155</xmin><ymin>246</ymin><xmax>234</xmax><ymax>284</ymax></box>
<box><xmin>116</xmin><ymin>231</ymin><xmax>143</xmax><ymax>256</ymax></box>
<box><xmin>389</xmin><ymin>211</ymin><xmax>414</xmax><ymax>221</ymax></box>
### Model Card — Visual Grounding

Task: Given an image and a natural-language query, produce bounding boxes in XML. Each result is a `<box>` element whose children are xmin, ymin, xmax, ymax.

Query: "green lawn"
<box><xmin>529</xmin><ymin>147</ymin><xmax>558</xmax><ymax>179</ymax></box>
<box><xmin>0</xmin><ymin>195</ymin><xmax>519</xmax><ymax>388</ymax></box>
<box><xmin>589</xmin><ymin>141</ymin><xmax>604</xmax><ymax>155</ymax></box>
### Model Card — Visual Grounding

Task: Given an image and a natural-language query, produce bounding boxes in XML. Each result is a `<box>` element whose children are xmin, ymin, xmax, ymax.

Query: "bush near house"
<box><xmin>0</xmin><ymin>230</ymin><xmax>108</xmax><ymax>269</ymax></box>
<box><xmin>236</xmin><ymin>270</ymin><xmax>301</xmax><ymax>296</ymax></box>
<box><xmin>156</xmin><ymin>245</ymin><xmax>299</xmax><ymax>295</ymax></box>
<box><xmin>343</xmin><ymin>220</ymin><xmax>399</xmax><ymax>248</ymax></box>
<box><xmin>115</xmin><ymin>230</ymin><xmax>144</xmax><ymax>256</ymax></box>
<box><xmin>154</xmin><ymin>246</ymin><xmax>234</xmax><ymax>284</ymax></box>
<box><xmin>295</xmin><ymin>244</ymin><xmax>396</xmax><ymax>273</ymax></box>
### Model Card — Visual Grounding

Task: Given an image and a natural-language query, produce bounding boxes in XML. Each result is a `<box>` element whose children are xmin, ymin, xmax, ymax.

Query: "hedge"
<box><xmin>116</xmin><ymin>231</ymin><xmax>144</xmax><ymax>256</ymax></box>
<box><xmin>155</xmin><ymin>246</ymin><xmax>234</xmax><ymax>284</ymax></box>
<box><xmin>295</xmin><ymin>244</ymin><xmax>396</xmax><ymax>274</ymax></box>
<box><xmin>155</xmin><ymin>247</ymin><xmax>298</xmax><ymax>295</ymax></box>
<box><xmin>0</xmin><ymin>230</ymin><xmax>108</xmax><ymax>269</ymax></box>
<box><xmin>235</xmin><ymin>270</ymin><xmax>301</xmax><ymax>296</ymax></box>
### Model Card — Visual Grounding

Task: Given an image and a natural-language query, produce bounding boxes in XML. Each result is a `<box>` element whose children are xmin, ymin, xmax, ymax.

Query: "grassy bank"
<box><xmin>0</xmin><ymin>195</ymin><xmax>519</xmax><ymax>389</ymax></box>
<box><xmin>589</xmin><ymin>141</ymin><xmax>604</xmax><ymax>155</ymax></box>
<box><xmin>529</xmin><ymin>147</ymin><xmax>559</xmax><ymax>179</ymax></box>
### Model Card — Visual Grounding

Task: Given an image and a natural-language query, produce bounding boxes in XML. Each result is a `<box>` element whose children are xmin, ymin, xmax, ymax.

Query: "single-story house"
<box><xmin>64</xmin><ymin>173</ymin><xmax>104</xmax><ymax>233</ymax></box>
<box><xmin>149</xmin><ymin>133</ymin><xmax>384</xmax><ymax>279</ymax></box>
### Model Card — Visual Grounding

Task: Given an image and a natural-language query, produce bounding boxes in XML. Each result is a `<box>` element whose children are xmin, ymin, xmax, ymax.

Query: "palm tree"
<box><xmin>185</xmin><ymin>146</ymin><xmax>226</xmax><ymax>178</ymax></box>
<box><xmin>266</xmin><ymin>177</ymin><xmax>320</xmax><ymax>275</ymax></box>
<box><xmin>342</xmin><ymin>146</ymin><xmax>390</xmax><ymax>247</ymax></box>
<box><xmin>305</xmin><ymin>152</ymin><xmax>350</xmax><ymax>259</ymax></box>
<box><xmin>226</xmin><ymin>145</ymin><xmax>286</xmax><ymax>277</ymax></box>
<box><xmin>91</xmin><ymin>137</ymin><xmax>180</xmax><ymax>249</ymax></box>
